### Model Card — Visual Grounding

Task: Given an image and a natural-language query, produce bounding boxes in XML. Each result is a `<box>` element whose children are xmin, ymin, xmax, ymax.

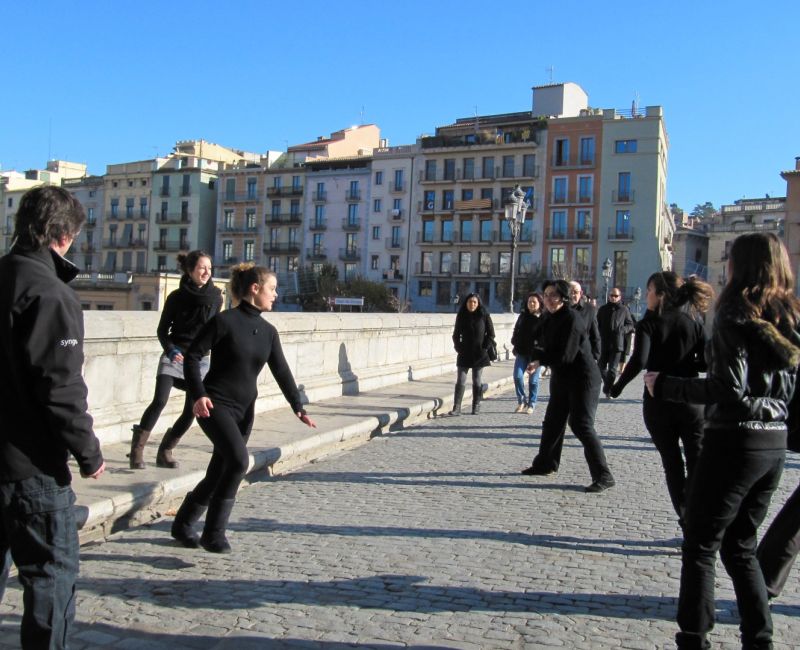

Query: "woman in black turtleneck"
<box><xmin>129</xmin><ymin>250</ymin><xmax>222</xmax><ymax>469</ymax></box>
<box><xmin>171</xmin><ymin>264</ymin><xmax>316</xmax><ymax>553</ymax></box>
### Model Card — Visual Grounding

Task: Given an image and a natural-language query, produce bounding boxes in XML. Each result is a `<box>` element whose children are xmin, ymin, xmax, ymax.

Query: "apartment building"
<box><xmin>62</xmin><ymin>175</ymin><xmax>104</xmax><ymax>272</ymax></box>
<box><xmin>782</xmin><ymin>157</ymin><xmax>800</xmax><ymax>282</ymax></box>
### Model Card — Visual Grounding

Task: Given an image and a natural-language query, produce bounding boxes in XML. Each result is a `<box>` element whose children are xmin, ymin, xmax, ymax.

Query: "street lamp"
<box><xmin>601</xmin><ymin>257</ymin><xmax>613</xmax><ymax>302</ymax></box>
<box><xmin>633</xmin><ymin>286</ymin><xmax>642</xmax><ymax>318</ymax></box>
<box><xmin>504</xmin><ymin>184</ymin><xmax>530</xmax><ymax>313</ymax></box>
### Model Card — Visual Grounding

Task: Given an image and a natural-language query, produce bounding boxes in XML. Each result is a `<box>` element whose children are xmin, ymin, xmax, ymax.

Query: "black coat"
<box><xmin>596</xmin><ymin>301</ymin><xmax>635</xmax><ymax>353</ymax></box>
<box><xmin>0</xmin><ymin>247</ymin><xmax>104</xmax><ymax>484</ymax></box>
<box><xmin>158</xmin><ymin>275</ymin><xmax>223</xmax><ymax>354</ymax></box>
<box><xmin>532</xmin><ymin>305</ymin><xmax>598</xmax><ymax>381</ymax></box>
<box><xmin>452</xmin><ymin>308</ymin><xmax>495</xmax><ymax>369</ymax></box>
<box><xmin>511</xmin><ymin>310</ymin><xmax>545</xmax><ymax>357</ymax></box>
<box><xmin>572</xmin><ymin>300</ymin><xmax>601</xmax><ymax>360</ymax></box>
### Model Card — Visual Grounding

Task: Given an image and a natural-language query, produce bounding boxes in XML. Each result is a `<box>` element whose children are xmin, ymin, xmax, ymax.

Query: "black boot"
<box><xmin>156</xmin><ymin>428</ymin><xmax>182</xmax><ymax>468</ymax></box>
<box><xmin>200</xmin><ymin>498</ymin><xmax>236</xmax><ymax>554</ymax></box>
<box><xmin>471</xmin><ymin>386</ymin><xmax>481</xmax><ymax>414</ymax></box>
<box><xmin>171</xmin><ymin>491</ymin><xmax>207</xmax><ymax>548</ymax></box>
<box><xmin>128</xmin><ymin>425</ymin><xmax>151</xmax><ymax>469</ymax></box>
<box><xmin>448</xmin><ymin>384</ymin><xmax>465</xmax><ymax>415</ymax></box>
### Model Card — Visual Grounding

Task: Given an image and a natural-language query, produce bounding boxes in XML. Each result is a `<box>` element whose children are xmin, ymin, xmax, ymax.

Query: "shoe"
<box><xmin>128</xmin><ymin>425</ymin><xmax>151</xmax><ymax>470</ymax></box>
<box><xmin>514</xmin><ymin>404</ymin><xmax>526</xmax><ymax>413</ymax></box>
<box><xmin>156</xmin><ymin>428</ymin><xmax>181</xmax><ymax>469</ymax></box>
<box><xmin>520</xmin><ymin>466</ymin><xmax>554</xmax><ymax>476</ymax></box>
<box><xmin>585</xmin><ymin>479</ymin><xmax>616</xmax><ymax>493</ymax></box>
<box><xmin>526</xmin><ymin>405</ymin><xmax>534</xmax><ymax>414</ymax></box>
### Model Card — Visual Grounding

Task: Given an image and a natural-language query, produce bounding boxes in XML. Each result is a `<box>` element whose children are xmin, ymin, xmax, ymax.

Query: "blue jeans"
<box><xmin>677</xmin><ymin>443</ymin><xmax>784</xmax><ymax>650</ymax></box>
<box><xmin>0</xmin><ymin>474</ymin><xmax>79</xmax><ymax>650</ymax></box>
<box><xmin>513</xmin><ymin>354</ymin><xmax>541</xmax><ymax>406</ymax></box>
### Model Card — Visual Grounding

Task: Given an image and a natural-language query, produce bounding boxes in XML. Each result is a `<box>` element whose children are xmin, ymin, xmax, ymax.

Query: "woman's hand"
<box><xmin>643</xmin><ymin>371</ymin><xmax>659</xmax><ymax>397</ymax></box>
<box><xmin>81</xmin><ymin>461</ymin><xmax>106</xmax><ymax>479</ymax></box>
<box><xmin>193</xmin><ymin>397</ymin><xmax>214</xmax><ymax>418</ymax></box>
<box><xmin>526</xmin><ymin>361</ymin><xmax>540</xmax><ymax>374</ymax></box>
<box><xmin>297</xmin><ymin>412</ymin><xmax>317</xmax><ymax>428</ymax></box>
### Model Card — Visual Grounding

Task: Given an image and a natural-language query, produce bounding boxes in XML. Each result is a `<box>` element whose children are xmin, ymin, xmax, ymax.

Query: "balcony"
<box><xmin>155</xmin><ymin>212</ymin><xmax>193</xmax><ymax>224</ymax></box>
<box><xmin>313</xmin><ymin>191</ymin><xmax>327</xmax><ymax>202</ymax></box>
<box><xmin>265</xmin><ymin>212</ymin><xmax>302</xmax><ymax>225</ymax></box>
<box><xmin>181</xmin><ymin>187</ymin><xmax>191</xmax><ymax>197</ymax></box>
<box><xmin>222</xmin><ymin>192</ymin><xmax>261</xmax><ymax>202</ymax></box>
<box><xmin>267</xmin><ymin>186</ymin><xmax>303</xmax><ymax>197</ymax></box>
<box><xmin>342</xmin><ymin>218</ymin><xmax>361</xmax><ymax>231</ymax></box>
<box><xmin>153</xmin><ymin>240</ymin><xmax>191</xmax><ymax>252</ymax></box>
<box><xmin>385</xmin><ymin>237</ymin><xmax>405</xmax><ymax>250</ymax></box>
<box><xmin>608</xmin><ymin>227</ymin><xmax>635</xmax><ymax>241</ymax></box>
<box><xmin>305</xmin><ymin>247</ymin><xmax>327</xmax><ymax>261</ymax></box>
<box><xmin>80</xmin><ymin>243</ymin><xmax>96</xmax><ymax>252</ymax></box>
<box><xmin>382</xmin><ymin>269</ymin><xmax>404</xmax><ymax>281</ymax></box>
<box><xmin>339</xmin><ymin>247</ymin><xmax>361</xmax><ymax>261</ymax></box>
<box><xmin>159</xmin><ymin>187</ymin><xmax>171</xmax><ymax>197</ymax></box>
<box><xmin>545</xmin><ymin>228</ymin><xmax>594</xmax><ymax>241</ymax></box>
<box><xmin>309</xmin><ymin>219</ymin><xmax>327</xmax><ymax>231</ymax></box>
<box><xmin>104</xmin><ymin>238</ymin><xmax>147</xmax><ymax>249</ymax></box>
<box><xmin>218</xmin><ymin>224</ymin><xmax>259</xmax><ymax>234</ymax></box>
<box><xmin>612</xmin><ymin>190</ymin><xmax>635</xmax><ymax>204</ymax></box>
<box><xmin>85</xmin><ymin>218</ymin><xmax>97</xmax><ymax>228</ymax></box>
<box><xmin>345</xmin><ymin>190</ymin><xmax>361</xmax><ymax>201</ymax></box>
<box><xmin>551</xmin><ymin>155</ymin><xmax>596</xmax><ymax>169</ymax></box>
<box><xmin>388</xmin><ymin>208</ymin><xmax>404</xmax><ymax>221</ymax></box>
<box><xmin>548</xmin><ymin>191</ymin><xmax>594</xmax><ymax>206</ymax></box>
<box><xmin>263</xmin><ymin>242</ymin><xmax>301</xmax><ymax>254</ymax></box>
<box><xmin>389</xmin><ymin>182</ymin><xmax>405</xmax><ymax>193</ymax></box>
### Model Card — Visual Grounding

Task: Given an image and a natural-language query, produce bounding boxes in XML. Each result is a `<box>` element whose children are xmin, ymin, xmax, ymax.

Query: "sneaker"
<box><xmin>514</xmin><ymin>403</ymin><xmax>526</xmax><ymax>413</ymax></box>
<box><xmin>526</xmin><ymin>405</ymin><xmax>534</xmax><ymax>414</ymax></box>
<box><xmin>520</xmin><ymin>466</ymin><xmax>555</xmax><ymax>476</ymax></box>
<box><xmin>585</xmin><ymin>479</ymin><xmax>616</xmax><ymax>493</ymax></box>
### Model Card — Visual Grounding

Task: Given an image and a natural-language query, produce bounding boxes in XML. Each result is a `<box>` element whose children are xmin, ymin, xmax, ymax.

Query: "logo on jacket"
<box><xmin>59</xmin><ymin>339</ymin><xmax>78</xmax><ymax>348</ymax></box>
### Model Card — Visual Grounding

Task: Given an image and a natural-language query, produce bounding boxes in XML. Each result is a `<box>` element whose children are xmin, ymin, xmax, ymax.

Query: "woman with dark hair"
<box><xmin>129</xmin><ymin>250</ymin><xmax>222</xmax><ymax>469</ymax></box>
<box><xmin>610</xmin><ymin>271</ymin><xmax>713</xmax><ymax>523</ymax></box>
<box><xmin>171</xmin><ymin>263</ymin><xmax>315</xmax><ymax>553</ymax></box>
<box><xmin>520</xmin><ymin>279</ymin><xmax>615</xmax><ymax>493</ymax></box>
<box><xmin>510</xmin><ymin>292</ymin><xmax>545</xmax><ymax>414</ymax></box>
<box><xmin>449</xmin><ymin>293</ymin><xmax>495</xmax><ymax>415</ymax></box>
<box><xmin>645</xmin><ymin>233</ymin><xmax>800</xmax><ymax>649</ymax></box>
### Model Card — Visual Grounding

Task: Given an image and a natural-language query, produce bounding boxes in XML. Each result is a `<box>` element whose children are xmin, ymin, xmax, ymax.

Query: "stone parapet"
<box><xmin>83</xmin><ymin>311</ymin><xmax>515</xmax><ymax>444</ymax></box>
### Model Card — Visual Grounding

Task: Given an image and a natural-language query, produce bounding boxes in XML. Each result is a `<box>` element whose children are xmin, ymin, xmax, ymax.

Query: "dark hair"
<box><xmin>647</xmin><ymin>271</ymin><xmax>713</xmax><ymax>316</ymax></box>
<box><xmin>177</xmin><ymin>249</ymin><xmax>212</xmax><ymax>276</ymax></box>
<box><xmin>523</xmin><ymin>292</ymin><xmax>544</xmax><ymax>315</ymax></box>
<box><xmin>13</xmin><ymin>185</ymin><xmax>85</xmax><ymax>251</ymax></box>
<box><xmin>718</xmin><ymin>232</ymin><xmax>800</xmax><ymax>328</ymax></box>
<box><xmin>228</xmin><ymin>263</ymin><xmax>275</xmax><ymax>304</ymax></box>
<box><xmin>456</xmin><ymin>292</ymin><xmax>488</xmax><ymax>320</ymax></box>
<box><xmin>542</xmin><ymin>279</ymin><xmax>570</xmax><ymax>302</ymax></box>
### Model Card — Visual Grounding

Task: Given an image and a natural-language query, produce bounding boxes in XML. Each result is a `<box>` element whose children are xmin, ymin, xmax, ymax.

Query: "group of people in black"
<box><xmin>452</xmin><ymin>232</ymin><xmax>800</xmax><ymax>649</ymax></box>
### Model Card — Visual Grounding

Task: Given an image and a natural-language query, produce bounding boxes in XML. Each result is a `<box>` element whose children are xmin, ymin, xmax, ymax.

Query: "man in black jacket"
<box><xmin>596</xmin><ymin>287</ymin><xmax>635</xmax><ymax>396</ymax></box>
<box><xmin>569</xmin><ymin>281</ymin><xmax>600</xmax><ymax>361</ymax></box>
<box><xmin>0</xmin><ymin>186</ymin><xmax>105</xmax><ymax>649</ymax></box>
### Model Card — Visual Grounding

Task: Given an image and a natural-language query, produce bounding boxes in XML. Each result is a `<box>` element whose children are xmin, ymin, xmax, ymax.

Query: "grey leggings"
<box><xmin>456</xmin><ymin>366</ymin><xmax>484</xmax><ymax>395</ymax></box>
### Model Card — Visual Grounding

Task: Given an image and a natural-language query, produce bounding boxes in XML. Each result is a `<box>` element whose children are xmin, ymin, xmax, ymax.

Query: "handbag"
<box><xmin>487</xmin><ymin>339</ymin><xmax>498</xmax><ymax>362</ymax></box>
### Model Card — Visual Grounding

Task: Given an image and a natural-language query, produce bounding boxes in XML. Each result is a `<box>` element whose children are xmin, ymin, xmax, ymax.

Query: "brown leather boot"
<box><xmin>156</xmin><ymin>428</ymin><xmax>181</xmax><ymax>468</ymax></box>
<box><xmin>128</xmin><ymin>425</ymin><xmax>151</xmax><ymax>469</ymax></box>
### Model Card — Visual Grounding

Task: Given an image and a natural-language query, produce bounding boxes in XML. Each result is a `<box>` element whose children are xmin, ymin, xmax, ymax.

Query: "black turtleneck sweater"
<box><xmin>184</xmin><ymin>301</ymin><xmax>304</xmax><ymax>417</ymax></box>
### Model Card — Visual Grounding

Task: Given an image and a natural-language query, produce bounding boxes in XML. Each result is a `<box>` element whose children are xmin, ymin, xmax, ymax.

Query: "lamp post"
<box><xmin>633</xmin><ymin>286</ymin><xmax>642</xmax><ymax>318</ymax></box>
<box><xmin>601</xmin><ymin>257</ymin><xmax>613</xmax><ymax>302</ymax></box>
<box><xmin>504</xmin><ymin>184</ymin><xmax>530</xmax><ymax>313</ymax></box>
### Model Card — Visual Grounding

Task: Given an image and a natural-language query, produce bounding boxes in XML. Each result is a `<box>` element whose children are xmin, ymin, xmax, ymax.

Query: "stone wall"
<box><xmin>83</xmin><ymin>311</ymin><xmax>516</xmax><ymax>444</ymax></box>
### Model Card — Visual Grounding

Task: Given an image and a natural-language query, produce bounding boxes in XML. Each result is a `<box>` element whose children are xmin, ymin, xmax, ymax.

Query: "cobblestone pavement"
<box><xmin>2</xmin><ymin>379</ymin><xmax>800</xmax><ymax>649</ymax></box>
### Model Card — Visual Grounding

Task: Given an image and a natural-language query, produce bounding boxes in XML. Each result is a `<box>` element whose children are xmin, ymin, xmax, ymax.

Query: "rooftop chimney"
<box><xmin>795</xmin><ymin>156</ymin><xmax>800</xmax><ymax>170</ymax></box>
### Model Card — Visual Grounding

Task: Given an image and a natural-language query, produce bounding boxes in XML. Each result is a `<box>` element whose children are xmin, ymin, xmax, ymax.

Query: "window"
<box><xmin>444</xmin><ymin>159</ymin><xmax>455</xmax><ymax>181</ymax></box>
<box><xmin>553</xmin><ymin>177</ymin><xmax>567</xmax><ymax>203</ymax></box>
<box><xmin>140</xmin><ymin>197</ymin><xmax>148</xmax><ymax>217</ymax></box>
<box><xmin>315</xmin><ymin>181</ymin><xmax>325</xmax><ymax>200</ymax></box>
<box><xmin>246</xmin><ymin>209</ymin><xmax>256</xmax><ymax>230</ymax></box>
<box><xmin>440</xmin><ymin>251</ymin><xmax>452</xmax><ymax>273</ymax></box>
<box><xmin>499</xmin><ymin>252</ymin><xmax>511</xmax><ymax>274</ymax></box>
<box><xmin>225</xmin><ymin>178</ymin><xmax>235</xmax><ymax>200</ymax></box>
<box><xmin>161</xmin><ymin>176</ymin><xmax>170</xmax><ymax>196</ymax></box>
<box><xmin>288</xmin><ymin>227</ymin><xmax>298</xmax><ymax>246</ymax></box>
<box><xmin>499</xmin><ymin>220</ymin><xmax>511</xmax><ymax>243</ymax></box>
<box><xmin>419</xmin><ymin>280</ymin><xmax>433</xmax><ymax>297</ymax></box>
<box><xmin>292</xmin><ymin>175</ymin><xmax>301</xmax><ymax>190</ymax></box>
<box><xmin>422</xmin><ymin>220</ymin><xmax>434</xmax><ymax>243</ymax></box>
<box><xmin>616</xmin><ymin>210</ymin><xmax>631</xmax><ymax>236</ymax></box>
<box><xmin>373</xmin><ymin>198</ymin><xmax>382</xmax><ymax>213</ymax></box>
<box><xmin>578</xmin><ymin>176</ymin><xmax>593</xmax><ymax>203</ymax></box>
<box><xmin>554</xmin><ymin>138</ymin><xmax>569</xmax><ymax>166</ymax></box>
<box><xmin>576</xmin><ymin>210</ymin><xmax>592</xmax><ymax>237</ymax></box>
<box><xmin>459</xmin><ymin>251</ymin><xmax>471</xmax><ymax>273</ymax></box>
<box><xmin>481</xmin><ymin>157</ymin><xmax>494</xmax><ymax>179</ymax></box>
<box><xmin>522</xmin><ymin>154</ymin><xmax>536</xmax><ymax>177</ymax></box>
<box><xmin>579</xmin><ymin>137</ymin><xmax>595</xmax><ymax>165</ymax></box>
<box><xmin>266</xmin><ymin>256</ymin><xmax>278</xmax><ymax>272</ymax></box>
<box><xmin>461</xmin><ymin>188</ymin><xmax>473</xmax><ymax>201</ymax></box>
<box><xmin>425</xmin><ymin>160</ymin><xmax>437</xmax><ymax>181</ymax></box>
<box><xmin>374</xmin><ymin>170</ymin><xmax>383</xmax><ymax>185</ymax></box>
<box><xmin>479</xmin><ymin>220</ymin><xmax>492</xmax><ymax>242</ymax></box>
<box><xmin>348</xmin><ymin>180</ymin><xmax>359</xmax><ymax>200</ymax></box>
<box><xmin>479</xmin><ymin>252</ymin><xmax>491</xmax><ymax>274</ymax></box>
<box><xmin>247</xmin><ymin>178</ymin><xmax>257</xmax><ymax>199</ymax></box>
<box><xmin>7</xmin><ymin>197</ymin><xmax>12</xmax><ymax>208</ymax></box>
<box><xmin>110</xmin><ymin>199</ymin><xmax>119</xmax><ymax>218</ymax></box>
<box><xmin>551</xmin><ymin>211</ymin><xmax>567</xmax><ymax>238</ymax></box>
<box><xmin>86</xmin><ymin>207</ymin><xmax>94</xmax><ymax>223</ymax></box>
<box><xmin>182</xmin><ymin>174</ymin><xmax>191</xmax><ymax>196</ymax></box>
<box><xmin>222</xmin><ymin>240</ymin><xmax>233</xmax><ymax>261</ymax></box>
<box><xmin>549</xmin><ymin>247</ymin><xmax>566</xmax><ymax>275</ymax></box>
<box><xmin>393</xmin><ymin>169</ymin><xmax>404</xmax><ymax>191</ymax></box>
<box><xmin>371</xmin><ymin>255</ymin><xmax>379</xmax><ymax>270</ymax></box>
<box><xmin>124</xmin><ymin>198</ymin><xmax>134</xmax><ymax>218</ymax></box>
<box><xmin>372</xmin><ymin>226</ymin><xmax>381</xmax><ymax>240</ymax></box>
<box><xmin>421</xmin><ymin>251</ymin><xmax>433</xmax><ymax>272</ymax></box>
<box><xmin>615</xmin><ymin>139</ymin><xmax>638</xmax><ymax>153</ymax></box>
<box><xmin>313</xmin><ymin>233</ymin><xmax>323</xmax><ymax>253</ymax></box>
<box><xmin>442</xmin><ymin>190</ymin><xmax>453</xmax><ymax>210</ymax></box>
<box><xmin>269</xmin><ymin>227</ymin><xmax>279</xmax><ymax>245</ymax></box>
<box><xmin>271</xmin><ymin>201</ymin><xmax>282</xmax><ymax>219</ymax></box>
<box><xmin>347</xmin><ymin>203</ymin><xmax>358</xmax><ymax>225</ymax></box>
<box><xmin>441</xmin><ymin>219</ymin><xmax>453</xmax><ymax>242</ymax></box>
<box><xmin>614</xmin><ymin>251</ymin><xmax>629</xmax><ymax>288</ymax></box>
<box><xmin>519</xmin><ymin>252</ymin><xmax>532</xmax><ymax>274</ymax></box>
<box><xmin>617</xmin><ymin>172</ymin><xmax>631</xmax><ymax>202</ymax></box>
<box><xmin>463</xmin><ymin>157</ymin><xmax>474</xmax><ymax>180</ymax></box>
<box><xmin>288</xmin><ymin>256</ymin><xmax>298</xmax><ymax>272</ymax></box>
<box><xmin>391</xmin><ymin>225</ymin><xmax>401</xmax><ymax>246</ymax></box>
<box><xmin>244</xmin><ymin>241</ymin><xmax>254</xmax><ymax>261</ymax></box>
<box><xmin>502</xmin><ymin>155</ymin><xmax>514</xmax><ymax>178</ymax></box>
<box><xmin>343</xmin><ymin>232</ymin><xmax>355</xmax><ymax>254</ymax></box>
<box><xmin>273</xmin><ymin>176</ymin><xmax>282</xmax><ymax>189</ymax></box>
<box><xmin>344</xmin><ymin>263</ymin><xmax>357</xmax><ymax>281</ymax></box>
<box><xmin>460</xmin><ymin>220</ymin><xmax>473</xmax><ymax>243</ymax></box>
<box><xmin>390</xmin><ymin>255</ymin><xmax>400</xmax><ymax>271</ymax></box>
<box><xmin>314</xmin><ymin>204</ymin><xmax>325</xmax><ymax>225</ymax></box>
<box><xmin>290</xmin><ymin>200</ymin><xmax>300</xmax><ymax>217</ymax></box>
<box><xmin>392</xmin><ymin>198</ymin><xmax>402</xmax><ymax>211</ymax></box>
<box><xmin>224</xmin><ymin>209</ymin><xmax>234</xmax><ymax>229</ymax></box>
<box><xmin>424</xmin><ymin>190</ymin><xmax>435</xmax><ymax>211</ymax></box>
<box><xmin>575</xmin><ymin>247</ymin><xmax>590</xmax><ymax>277</ymax></box>
<box><xmin>157</xmin><ymin>255</ymin><xmax>167</xmax><ymax>271</ymax></box>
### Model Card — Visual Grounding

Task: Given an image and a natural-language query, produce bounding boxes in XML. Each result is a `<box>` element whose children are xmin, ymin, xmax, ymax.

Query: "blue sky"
<box><xmin>2</xmin><ymin>0</ymin><xmax>798</xmax><ymax>211</ymax></box>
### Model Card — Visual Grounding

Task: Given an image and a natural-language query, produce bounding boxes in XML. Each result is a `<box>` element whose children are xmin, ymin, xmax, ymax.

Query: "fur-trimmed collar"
<box><xmin>742</xmin><ymin>318</ymin><xmax>800</xmax><ymax>370</ymax></box>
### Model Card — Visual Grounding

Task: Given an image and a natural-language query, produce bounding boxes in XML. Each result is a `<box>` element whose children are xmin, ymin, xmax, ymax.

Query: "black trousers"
<box><xmin>757</xmin><ymin>479</ymin><xmax>800</xmax><ymax>598</ymax></box>
<box><xmin>642</xmin><ymin>393</ymin><xmax>704</xmax><ymax>521</ymax></box>
<box><xmin>192</xmin><ymin>401</ymin><xmax>255</xmax><ymax>503</ymax></box>
<box><xmin>531</xmin><ymin>366</ymin><xmax>613</xmax><ymax>484</ymax></box>
<box><xmin>598</xmin><ymin>349</ymin><xmax>623</xmax><ymax>394</ymax></box>
<box><xmin>677</xmin><ymin>443</ymin><xmax>784</xmax><ymax>649</ymax></box>
<box><xmin>139</xmin><ymin>374</ymin><xmax>195</xmax><ymax>437</ymax></box>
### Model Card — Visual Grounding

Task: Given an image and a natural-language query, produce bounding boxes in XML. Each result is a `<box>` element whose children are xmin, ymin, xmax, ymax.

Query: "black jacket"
<box><xmin>511</xmin><ymin>310</ymin><xmax>545</xmax><ymax>357</ymax></box>
<box><xmin>532</xmin><ymin>305</ymin><xmax>597</xmax><ymax>379</ymax></box>
<box><xmin>596</xmin><ymin>301</ymin><xmax>635</xmax><ymax>353</ymax></box>
<box><xmin>656</xmin><ymin>312</ymin><xmax>800</xmax><ymax>450</ymax></box>
<box><xmin>611</xmin><ymin>309</ymin><xmax>706</xmax><ymax>397</ymax></box>
<box><xmin>0</xmin><ymin>247</ymin><xmax>104</xmax><ymax>484</ymax></box>
<box><xmin>157</xmin><ymin>275</ymin><xmax>222</xmax><ymax>354</ymax></box>
<box><xmin>452</xmin><ymin>308</ymin><xmax>495</xmax><ymax>369</ymax></box>
<box><xmin>572</xmin><ymin>300</ymin><xmax>600</xmax><ymax>360</ymax></box>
